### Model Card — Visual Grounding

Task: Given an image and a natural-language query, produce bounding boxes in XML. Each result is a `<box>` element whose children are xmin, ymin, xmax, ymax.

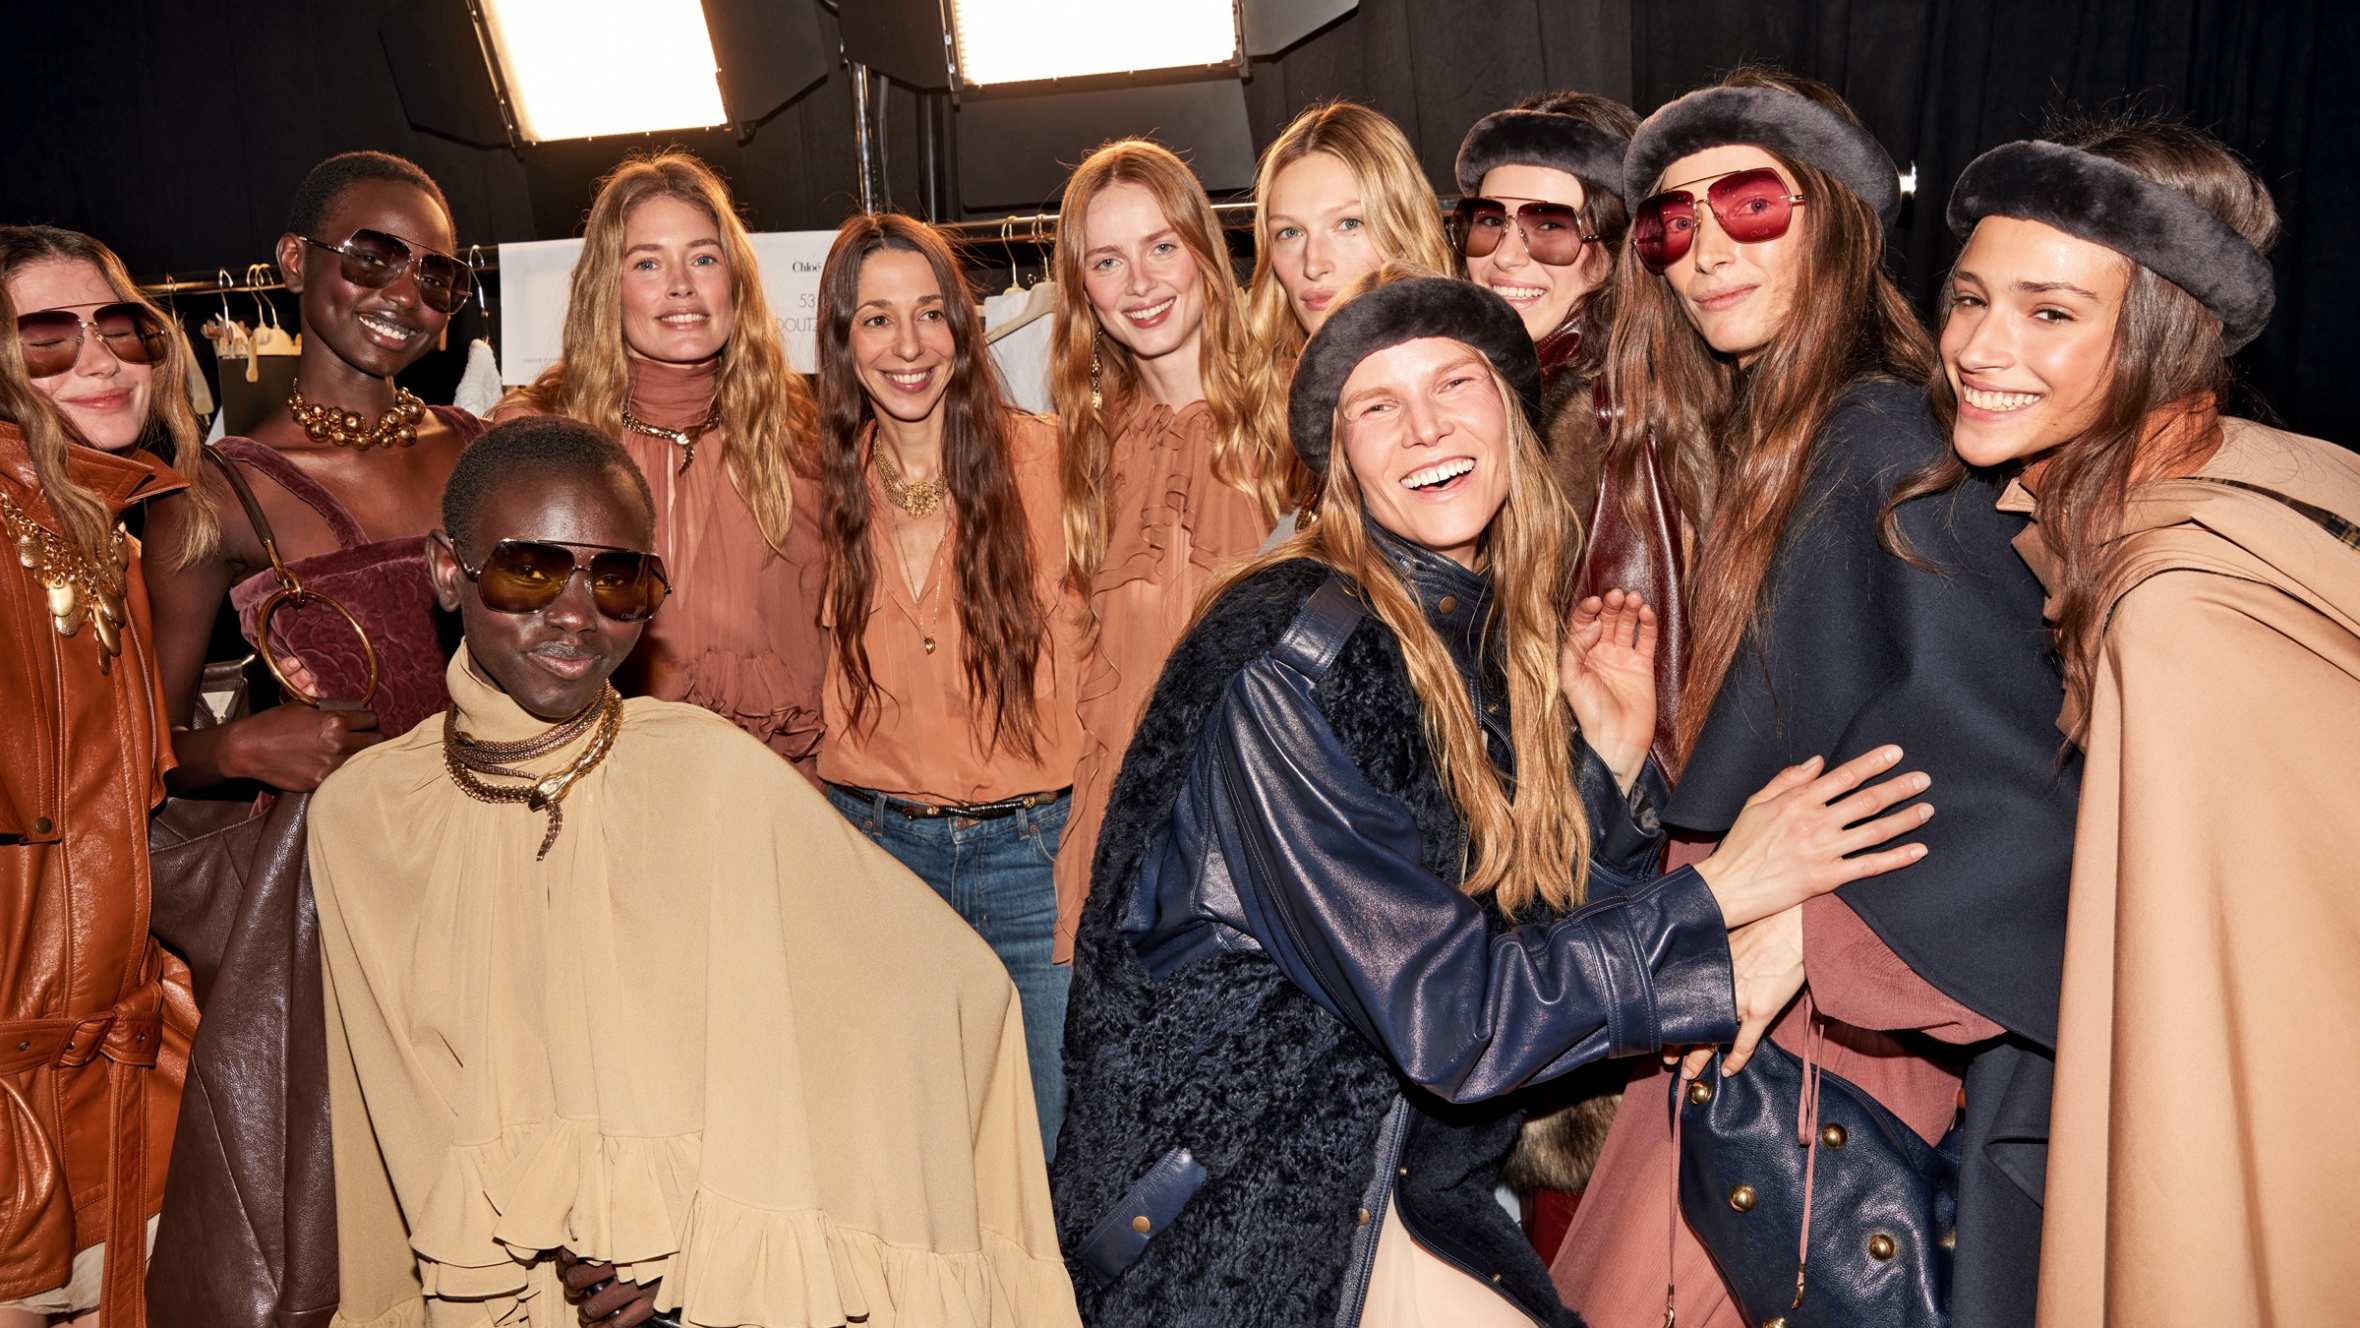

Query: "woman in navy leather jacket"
<box><xmin>1052</xmin><ymin>270</ymin><xmax>1935</xmax><ymax>1326</ymax></box>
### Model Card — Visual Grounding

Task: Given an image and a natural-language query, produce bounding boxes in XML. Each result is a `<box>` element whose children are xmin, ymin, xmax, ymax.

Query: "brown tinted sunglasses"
<box><xmin>300</xmin><ymin>228</ymin><xmax>475</xmax><ymax>314</ymax></box>
<box><xmin>1452</xmin><ymin>198</ymin><xmax>1598</xmax><ymax>266</ymax></box>
<box><xmin>14</xmin><ymin>301</ymin><xmax>171</xmax><ymax>379</ymax></box>
<box><xmin>443</xmin><ymin>536</ymin><xmax>671</xmax><ymax>622</ymax></box>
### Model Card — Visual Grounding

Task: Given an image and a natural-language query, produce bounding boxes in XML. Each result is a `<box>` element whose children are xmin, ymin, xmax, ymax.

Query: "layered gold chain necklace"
<box><xmin>622</xmin><ymin>402</ymin><xmax>723</xmax><ymax>473</ymax></box>
<box><xmin>288</xmin><ymin>382</ymin><xmax>426</xmax><ymax>450</ymax></box>
<box><xmin>875</xmin><ymin>448</ymin><xmax>947</xmax><ymax>518</ymax></box>
<box><xmin>1</xmin><ymin>485</ymin><xmax>129</xmax><ymax>662</ymax></box>
<box><xmin>442</xmin><ymin>686</ymin><xmax>624</xmax><ymax>860</ymax></box>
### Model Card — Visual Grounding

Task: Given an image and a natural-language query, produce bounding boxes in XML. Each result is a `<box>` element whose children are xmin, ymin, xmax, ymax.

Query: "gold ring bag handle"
<box><xmin>199</xmin><ymin>446</ymin><xmax>380</xmax><ymax>707</ymax></box>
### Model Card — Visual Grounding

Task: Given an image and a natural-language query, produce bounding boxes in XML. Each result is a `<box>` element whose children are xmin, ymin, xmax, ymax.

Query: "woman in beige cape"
<box><xmin>311</xmin><ymin>415</ymin><xmax>1076</xmax><ymax>1328</ymax></box>
<box><xmin>1934</xmin><ymin>119</ymin><xmax>2360</xmax><ymax>1321</ymax></box>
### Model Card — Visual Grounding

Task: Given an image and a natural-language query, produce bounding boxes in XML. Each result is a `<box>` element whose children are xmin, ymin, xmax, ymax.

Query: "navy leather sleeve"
<box><xmin>1202</xmin><ymin>654</ymin><xmax>1738</xmax><ymax>1102</ymax></box>
<box><xmin>1575</xmin><ymin>736</ymin><xmax>1672</xmax><ymax>884</ymax></box>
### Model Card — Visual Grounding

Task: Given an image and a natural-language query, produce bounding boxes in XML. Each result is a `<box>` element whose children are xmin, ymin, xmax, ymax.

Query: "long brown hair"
<box><xmin>1209</xmin><ymin>266</ymin><xmax>1594</xmax><ymax>915</ymax></box>
<box><xmin>0</xmin><ymin>225</ymin><xmax>212</xmax><ymax>563</ymax></box>
<box><xmin>1242</xmin><ymin>102</ymin><xmax>1455</xmax><ymax>510</ymax></box>
<box><xmin>815</xmin><ymin>214</ymin><xmax>1049</xmax><ymax>760</ymax></box>
<box><xmin>1597</xmin><ymin>69</ymin><xmax>1934</xmax><ymax>764</ymax></box>
<box><xmin>1888</xmin><ymin>116</ymin><xmax>2278</xmax><ymax>735</ymax></box>
<box><xmin>503</xmin><ymin>151</ymin><xmax>814</xmax><ymax>550</ymax></box>
<box><xmin>1506</xmin><ymin>88</ymin><xmax>1642</xmax><ymax>383</ymax></box>
<box><xmin>1050</xmin><ymin>139</ymin><xmax>1274</xmax><ymax>592</ymax></box>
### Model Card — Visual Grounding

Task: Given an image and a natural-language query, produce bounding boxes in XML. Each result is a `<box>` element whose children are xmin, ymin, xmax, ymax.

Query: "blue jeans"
<box><xmin>824</xmin><ymin>784</ymin><xmax>1071</xmax><ymax>1156</ymax></box>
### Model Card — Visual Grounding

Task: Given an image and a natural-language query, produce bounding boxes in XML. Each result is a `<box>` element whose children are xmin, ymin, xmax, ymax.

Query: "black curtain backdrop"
<box><xmin>0</xmin><ymin>0</ymin><xmax>2347</xmax><ymax>440</ymax></box>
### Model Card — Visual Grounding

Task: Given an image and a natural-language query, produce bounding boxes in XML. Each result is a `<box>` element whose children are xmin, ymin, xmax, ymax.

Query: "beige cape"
<box><xmin>311</xmin><ymin>649</ymin><xmax>1078</xmax><ymax>1327</ymax></box>
<box><xmin>2010</xmin><ymin>419</ymin><xmax>2360</xmax><ymax>1323</ymax></box>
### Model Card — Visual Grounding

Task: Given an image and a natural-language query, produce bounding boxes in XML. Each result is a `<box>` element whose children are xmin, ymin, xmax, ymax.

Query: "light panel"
<box><xmin>950</xmin><ymin>0</ymin><xmax>1240</xmax><ymax>87</ymax></box>
<box><xmin>480</xmin><ymin>0</ymin><xmax>728</xmax><ymax>142</ymax></box>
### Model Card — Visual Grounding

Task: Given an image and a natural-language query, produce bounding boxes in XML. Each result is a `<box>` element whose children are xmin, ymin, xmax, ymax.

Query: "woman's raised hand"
<box><xmin>1694</xmin><ymin>745</ymin><xmax>1932</xmax><ymax>928</ymax></box>
<box><xmin>1559</xmin><ymin>588</ymin><xmax>1658</xmax><ymax>791</ymax></box>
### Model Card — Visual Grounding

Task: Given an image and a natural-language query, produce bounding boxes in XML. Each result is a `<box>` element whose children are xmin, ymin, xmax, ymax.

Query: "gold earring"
<box><xmin>1088</xmin><ymin>335</ymin><xmax>1103</xmax><ymax>410</ymax></box>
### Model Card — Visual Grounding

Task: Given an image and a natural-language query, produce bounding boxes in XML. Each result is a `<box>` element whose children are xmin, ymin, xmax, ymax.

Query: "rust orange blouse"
<box><xmin>1051</xmin><ymin>398</ymin><xmax>1272</xmax><ymax>961</ymax></box>
<box><xmin>817</xmin><ymin>411</ymin><xmax>1086</xmax><ymax>805</ymax></box>
<box><xmin>494</xmin><ymin>358</ymin><xmax>831</xmax><ymax>777</ymax></box>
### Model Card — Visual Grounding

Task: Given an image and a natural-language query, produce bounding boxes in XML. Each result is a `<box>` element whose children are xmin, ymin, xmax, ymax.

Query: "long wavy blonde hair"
<box><xmin>0</xmin><ymin>226</ymin><xmax>211</xmax><ymax>563</ymax></box>
<box><xmin>1213</xmin><ymin>269</ymin><xmax>1593</xmax><ymax>915</ymax></box>
<box><xmin>504</xmin><ymin>151</ymin><xmax>814</xmax><ymax>549</ymax></box>
<box><xmin>1243</xmin><ymin>102</ymin><xmax>1454</xmax><ymax>513</ymax></box>
<box><xmin>1050</xmin><ymin>139</ymin><xmax>1273</xmax><ymax>593</ymax></box>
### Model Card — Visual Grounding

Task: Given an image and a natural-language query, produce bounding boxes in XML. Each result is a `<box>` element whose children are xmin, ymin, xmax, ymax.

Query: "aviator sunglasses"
<box><xmin>299</xmin><ymin>228</ymin><xmax>476</xmax><ymax>314</ymax></box>
<box><xmin>1452</xmin><ymin>197</ymin><xmax>1596</xmax><ymax>266</ymax></box>
<box><xmin>441</xmin><ymin>536</ymin><xmax>672</xmax><ymax>622</ymax></box>
<box><xmin>14</xmin><ymin>301</ymin><xmax>171</xmax><ymax>379</ymax></box>
<box><xmin>1632</xmin><ymin>167</ymin><xmax>1809</xmax><ymax>273</ymax></box>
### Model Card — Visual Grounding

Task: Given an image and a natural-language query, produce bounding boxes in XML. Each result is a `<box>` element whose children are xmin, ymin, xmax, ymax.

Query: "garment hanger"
<box><xmin>999</xmin><ymin>216</ymin><xmax>1021</xmax><ymax>296</ymax></box>
<box><xmin>468</xmin><ymin>244</ymin><xmax>494</xmax><ymax>354</ymax></box>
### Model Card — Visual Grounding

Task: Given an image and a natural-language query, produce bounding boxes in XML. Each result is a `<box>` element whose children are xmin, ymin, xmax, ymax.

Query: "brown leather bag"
<box><xmin>1574</xmin><ymin>383</ymin><xmax>1688</xmax><ymax>771</ymax></box>
<box><xmin>144</xmin><ymin>448</ymin><xmax>343</xmax><ymax>1328</ymax></box>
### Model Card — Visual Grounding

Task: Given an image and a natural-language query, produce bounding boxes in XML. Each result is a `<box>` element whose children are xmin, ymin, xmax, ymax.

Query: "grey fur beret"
<box><xmin>1455</xmin><ymin>110</ymin><xmax>1630</xmax><ymax>204</ymax></box>
<box><xmin>1289</xmin><ymin>277</ymin><xmax>1543</xmax><ymax>477</ymax></box>
<box><xmin>1947</xmin><ymin>139</ymin><xmax>2276</xmax><ymax>351</ymax></box>
<box><xmin>1625</xmin><ymin>85</ymin><xmax>1900</xmax><ymax>222</ymax></box>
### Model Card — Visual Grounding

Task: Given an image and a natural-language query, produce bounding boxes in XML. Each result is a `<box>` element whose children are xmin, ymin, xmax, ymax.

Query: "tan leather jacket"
<box><xmin>0</xmin><ymin>422</ymin><xmax>197</xmax><ymax>1324</ymax></box>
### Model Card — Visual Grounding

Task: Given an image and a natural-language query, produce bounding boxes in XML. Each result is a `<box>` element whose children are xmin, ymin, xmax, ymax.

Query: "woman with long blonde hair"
<box><xmin>0</xmin><ymin>235</ymin><xmax>201</xmax><ymax>1328</ymax></box>
<box><xmin>1053</xmin><ymin>269</ymin><xmax>1929</xmax><ymax>1327</ymax></box>
<box><xmin>1043</xmin><ymin>139</ymin><xmax>1277</xmax><ymax>966</ymax></box>
<box><xmin>498</xmin><ymin>150</ymin><xmax>828</xmax><ymax>771</ymax></box>
<box><xmin>1241</xmin><ymin>100</ymin><xmax>1454</xmax><ymax>502</ymax></box>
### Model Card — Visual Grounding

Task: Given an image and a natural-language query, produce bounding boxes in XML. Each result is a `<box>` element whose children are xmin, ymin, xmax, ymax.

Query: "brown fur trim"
<box><xmin>1502</xmin><ymin>1065</ymin><xmax>1624</xmax><ymax>1192</ymax></box>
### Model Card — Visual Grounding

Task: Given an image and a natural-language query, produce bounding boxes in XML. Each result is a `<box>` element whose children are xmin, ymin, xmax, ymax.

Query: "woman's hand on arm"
<box><xmin>1695</xmin><ymin>745</ymin><xmax>1932</xmax><ymax>928</ymax></box>
<box><xmin>1560</xmin><ymin>588</ymin><xmax>1658</xmax><ymax>793</ymax></box>
<box><xmin>1677</xmin><ymin>905</ymin><xmax>1806</xmax><ymax>1078</ymax></box>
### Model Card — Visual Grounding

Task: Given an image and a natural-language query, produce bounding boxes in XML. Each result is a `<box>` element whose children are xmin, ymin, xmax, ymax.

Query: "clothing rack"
<box><xmin>136</xmin><ymin>245</ymin><xmax>501</xmax><ymax>299</ymax></box>
<box><xmin>933</xmin><ymin>201</ymin><xmax>1261</xmax><ymax>244</ymax></box>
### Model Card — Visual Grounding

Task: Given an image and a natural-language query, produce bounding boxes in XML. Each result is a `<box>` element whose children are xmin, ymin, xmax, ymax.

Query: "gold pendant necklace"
<box><xmin>875</xmin><ymin>448</ymin><xmax>947</xmax><ymax>518</ymax></box>
<box><xmin>2</xmin><ymin>485</ymin><xmax>129</xmax><ymax>662</ymax></box>
<box><xmin>288</xmin><ymin>382</ymin><xmax>425</xmax><ymax>451</ymax></box>
<box><xmin>622</xmin><ymin>402</ymin><xmax>722</xmax><ymax>473</ymax></box>
<box><xmin>442</xmin><ymin>687</ymin><xmax>623</xmax><ymax>860</ymax></box>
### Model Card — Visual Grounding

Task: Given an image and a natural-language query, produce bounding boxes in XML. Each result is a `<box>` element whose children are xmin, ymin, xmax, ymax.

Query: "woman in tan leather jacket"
<box><xmin>0</xmin><ymin>234</ymin><xmax>203</xmax><ymax>1328</ymax></box>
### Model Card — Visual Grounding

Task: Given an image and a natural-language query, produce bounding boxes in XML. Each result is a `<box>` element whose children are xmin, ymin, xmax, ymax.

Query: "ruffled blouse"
<box><xmin>311</xmin><ymin>648</ymin><xmax>1078</xmax><ymax>1327</ymax></box>
<box><xmin>1050</xmin><ymin>397</ymin><xmax>1271</xmax><ymax>961</ymax></box>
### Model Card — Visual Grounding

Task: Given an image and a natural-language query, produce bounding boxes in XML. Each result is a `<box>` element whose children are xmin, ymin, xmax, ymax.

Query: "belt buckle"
<box><xmin>58</xmin><ymin>1014</ymin><xmax>116</xmax><ymax>1068</ymax></box>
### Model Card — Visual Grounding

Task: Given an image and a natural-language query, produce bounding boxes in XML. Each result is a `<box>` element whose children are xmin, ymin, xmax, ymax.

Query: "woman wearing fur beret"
<box><xmin>1052</xmin><ymin>268</ymin><xmax>1933</xmax><ymax>1326</ymax></box>
<box><xmin>1550</xmin><ymin>70</ymin><xmax>2080</xmax><ymax>1328</ymax></box>
<box><xmin>1932</xmin><ymin>117</ymin><xmax>2360</xmax><ymax>1323</ymax></box>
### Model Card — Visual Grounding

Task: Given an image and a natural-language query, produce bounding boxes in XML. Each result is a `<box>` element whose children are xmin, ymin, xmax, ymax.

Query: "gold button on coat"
<box><xmin>1131</xmin><ymin>1215</ymin><xmax>1151</xmax><ymax>1234</ymax></box>
<box><xmin>1356</xmin><ymin>1207</ymin><xmax>1370</xmax><ymax>1227</ymax></box>
<box><xmin>1437</xmin><ymin>595</ymin><xmax>1458</xmax><ymax>614</ymax></box>
<box><xmin>1819</xmin><ymin>1123</ymin><xmax>1848</xmax><ymax>1148</ymax></box>
<box><xmin>1868</xmin><ymin>1232</ymin><xmax>1897</xmax><ymax>1260</ymax></box>
<box><xmin>1728</xmin><ymin>1184</ymin><xmax>1756</xmax><ymax>1213</ymax></box>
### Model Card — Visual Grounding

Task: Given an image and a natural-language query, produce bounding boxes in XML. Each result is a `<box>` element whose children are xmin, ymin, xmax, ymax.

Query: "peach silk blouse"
<box><xmin>817</xmin><ymin>411</ymin><xmax>1087</xmax><ymax>805</ymax></box>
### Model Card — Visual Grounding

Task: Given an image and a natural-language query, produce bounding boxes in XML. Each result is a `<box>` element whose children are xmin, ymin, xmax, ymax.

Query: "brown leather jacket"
<box><xmin>0</xmin><ymin>422</ymin><xmax>198</xmax><ymax>1324</ymax></box>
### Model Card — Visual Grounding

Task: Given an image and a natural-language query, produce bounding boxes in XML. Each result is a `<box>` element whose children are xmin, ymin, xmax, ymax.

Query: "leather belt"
<box><xmin>832</xmin><ymin>783</ymin><xmax>1071</xmax><ymax>822</ymax></box>
<box><xmin>0</xmin><ymin>980</ymin><xmax>170</xmax><ymax>1328</ymax></box>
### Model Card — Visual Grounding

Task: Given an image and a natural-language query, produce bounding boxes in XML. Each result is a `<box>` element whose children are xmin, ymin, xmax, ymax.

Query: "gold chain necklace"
<box><xmin>1</xmin><ymin>485</ymin><xmax>129</xmax><ymax>661</ymax></box>
<box><xmin>288</xmin><ymin>382</ymin><xmax>425</xmax><ymax>451</ymax></box>
<box><xmin>442</xmin><ymin>686</ymin><xmax>623</xmax><ymax>860</ymax></box>
<box><xmin>621</xmin><ymin>402</ymin><xmax>723</xmax><ymax>473</ymax></box>
<box><xmin>875</xmin><ymin>448</ymin><xmax>947</xmax><ymax>518</ymax></box>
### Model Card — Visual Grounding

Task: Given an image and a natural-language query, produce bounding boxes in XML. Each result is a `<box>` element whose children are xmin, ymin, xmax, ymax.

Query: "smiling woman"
<box><xmin>495</xmin><ymin>151</ymin><xmax>829</xmax><ymax>774</ymax></box>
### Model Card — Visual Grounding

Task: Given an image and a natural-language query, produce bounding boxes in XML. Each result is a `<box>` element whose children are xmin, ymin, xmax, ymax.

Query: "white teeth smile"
<box><xmin>1963</xmin><ymin>386</ymin><xmax>2040</xmax><ymax>412</ymax></box>
<box><xmin>884</xmin><ymin>369</ymin><xmax>931</xmax><ymax>386</ymax></box>
<box><xmin>1125</xmin><ymin>298</ymin><xmax>1175</xmax><ymax>322</ymax></box>
<box><xmin>356</xmin><ymin>313</ymin><xmax>413</xmax><ymax>341</ymax></box>
<box><xmin>659</xmin><ymin>313</ymin><xmax>706</xmax><ymax>325</ymax></box>
<box><xmin>1404</xmin><ymin>458</ymin><xmax>1474</xmax><ymax>489</ymax></box>
<box><xmin>1492</xmin><ymin>284</ymin><xmax>1546</xmax><ymax>302</ymax></box>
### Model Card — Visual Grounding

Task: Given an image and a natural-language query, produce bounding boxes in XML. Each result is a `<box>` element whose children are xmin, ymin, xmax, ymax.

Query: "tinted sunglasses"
<box><xmin>14</xmin><ymin>301</ymin><xmax>171</xmax><ymax>379</ymax></box>
<box><xmin>1632</xmin><ymin>167</ymin><xmax>1808</xmax><ymax>273</ymax></box>
<box><xmin>444</xmin><ymin>537</ymin><xmax>671</xmax><ymax>622</ymax></box>
<box><xmin>1452</xmin><ymin>197</ymin><xmax>1596</xmax><ymax>266</ymax></box>
<box><xmin>300</xmin><ymin>228</ymin><xmax>475</xmax><ymax>314</ymax></box>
